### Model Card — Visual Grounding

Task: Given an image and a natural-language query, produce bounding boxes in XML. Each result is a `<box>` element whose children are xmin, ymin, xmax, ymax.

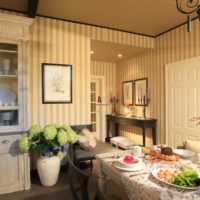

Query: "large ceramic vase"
<box><xmin>37</xmin><ymin>156</ymin><xmax>60</xmax><ymax>186</ymax></box>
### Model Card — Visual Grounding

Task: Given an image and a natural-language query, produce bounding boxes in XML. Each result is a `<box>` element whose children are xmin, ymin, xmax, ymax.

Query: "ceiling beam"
<box><xmin>27</xmin><ymin>0</ymin><xmax>39</xmax><ymax>18</ymax></box>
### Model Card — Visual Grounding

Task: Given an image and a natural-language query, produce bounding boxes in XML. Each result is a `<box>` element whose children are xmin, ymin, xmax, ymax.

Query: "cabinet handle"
<box><xmin>2</xmin><ymin>140</ymin><xmax>10</xmax><ymax>144</ymax></box>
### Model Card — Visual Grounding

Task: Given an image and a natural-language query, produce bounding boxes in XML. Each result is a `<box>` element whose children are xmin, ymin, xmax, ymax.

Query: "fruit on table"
<box><xmin>157</xmin><ymin>169</ymin><xmax>182</xmax><ymax>183</ymax></box>
<box><xmin>142</xmin><ymin>147</ymin><xmax>150</xmax><ymax>154</ymax></box>
<box><xmin>124</xmin><ymin>156</ymin><xmax>135</xmax><ymax>164</ymax></box>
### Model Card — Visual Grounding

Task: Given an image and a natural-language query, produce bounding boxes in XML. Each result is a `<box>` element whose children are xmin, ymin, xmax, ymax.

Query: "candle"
<box><xmin>147</xmin><ymin>88</ymin><xmax>150</xmax><ymax>100</ymax></box>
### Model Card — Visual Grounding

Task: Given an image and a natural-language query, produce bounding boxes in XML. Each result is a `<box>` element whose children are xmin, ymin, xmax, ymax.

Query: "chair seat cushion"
<box><xmin>74</xmin><ymin>149</ymin><xmax>95</xmax><ymax>161</ymax></box>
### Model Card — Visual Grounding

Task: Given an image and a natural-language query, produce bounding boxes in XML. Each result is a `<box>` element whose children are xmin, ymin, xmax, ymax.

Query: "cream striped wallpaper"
<box><xmin>0</xmin><ymin>10</ymin><xmax>153</xmax><ymax>128</ymax></box>
<box><xmin>27</xmin><ymin>16</ymin><xmax>153</xmax><ymax>127</ymax></box>
<box><xmin>28</xmin><ymin>17</ymin><xmax>92</xmax><ymax>126</ymax></box>
<box><xmin>117</xmin><ymin>19</ymin><xmax>200</xmax><ymax>146</ymax></box>
<box><xmin>2</xmin><ymin>10</ymin><xmax>199</xmax><ymax>147</ymax></box>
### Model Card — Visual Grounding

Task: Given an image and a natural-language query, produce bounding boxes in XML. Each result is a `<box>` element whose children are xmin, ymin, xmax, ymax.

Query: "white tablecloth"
<box><xmin>121</xmin><ymin>171</ymin><xmax>200</xmax><ymax>200</ymax></box>
<box><xmin>97</xmin><ymin>152</ymin><xmax>200</xmax><ymax>200</ymax></box>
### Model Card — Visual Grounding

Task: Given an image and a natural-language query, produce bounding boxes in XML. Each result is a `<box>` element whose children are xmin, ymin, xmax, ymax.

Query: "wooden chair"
<box><xmin>71</xmin><ymin>124</ymin><xmax>95</xmax><ymax>171</ymax></box>
<box><xmin>67</xmin><ymin>153</ymin><xmax>90</xmax><ymax>200</ymax></box>
<box><xmin>68</xmin><ymin>151</ymin><xmax>122</xmax><ymax>200</ymax></box>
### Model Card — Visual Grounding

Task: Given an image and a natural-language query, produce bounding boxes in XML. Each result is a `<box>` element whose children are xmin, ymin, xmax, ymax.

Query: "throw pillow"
<box><xmin>77</xmin><ymin>133</ymin><xmax>90</xmax><ymax>151</ymax></box>
<box><xmin>78</xmin><ymin>134</ymin><xmax>88</xmax><ymax>144</ymax></box>
<box><xmin>184</xmin><ymin>140</ymin><xmax>200</xmax><ymax>153</ymax></box>
<box><xmin>81</xmin><ymin>128</ymin><xmax>97</xmax><ymax>148</ymax></box>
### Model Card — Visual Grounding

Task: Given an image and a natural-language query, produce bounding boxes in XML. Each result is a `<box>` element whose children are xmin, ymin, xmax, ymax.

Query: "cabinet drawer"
<box><xmin>0</xmin><ymin>135</ymin><xmax>19</xmax><ymax>153</ymax></box>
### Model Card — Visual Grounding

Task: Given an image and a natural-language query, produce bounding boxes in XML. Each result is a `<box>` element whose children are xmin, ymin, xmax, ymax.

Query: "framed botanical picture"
<box><xmin>122</xmin><ymin>81</ymin><xmax>133</xmax><ymax>105</ymax></box>
<box><xmin>42</xmin><ymin>63</ymin><xmax>72</xmax><ymax>104</ymax></box>
<box><xmin>134</xmin><ymin>78</ymin><xmax>148</xmax><ymax>106</ymax></box>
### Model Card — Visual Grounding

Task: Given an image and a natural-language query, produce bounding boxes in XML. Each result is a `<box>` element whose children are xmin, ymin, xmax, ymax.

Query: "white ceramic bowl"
<box><xmin>173</xmin><ymin>149</ymin><xmax>196</xmax><ymax>159</ymax></box>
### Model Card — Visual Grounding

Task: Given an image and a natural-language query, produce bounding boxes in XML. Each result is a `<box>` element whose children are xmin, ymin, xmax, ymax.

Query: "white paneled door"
<box><xmin>166</xmin><ymin>57</ymin><xmax>200</xmax><ymax>148</ymax></box>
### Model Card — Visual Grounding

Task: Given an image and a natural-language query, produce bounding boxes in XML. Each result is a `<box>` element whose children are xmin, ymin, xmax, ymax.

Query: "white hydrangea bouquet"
<box><xmin>19</xmin><ymin>124</ymin><xmax>78</xmax><ymax>157</ymax></box>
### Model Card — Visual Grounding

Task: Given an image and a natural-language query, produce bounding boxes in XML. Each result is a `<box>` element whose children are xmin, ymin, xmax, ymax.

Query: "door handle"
<box><xmin>2</xmin><ymin>140</ymin><xmax>10</xmax><ymax>144</ymax></box>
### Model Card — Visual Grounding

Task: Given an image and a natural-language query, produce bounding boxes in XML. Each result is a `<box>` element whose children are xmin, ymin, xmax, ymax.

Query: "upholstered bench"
<box><xmin>74</xmin><ymin>140</ymin><xmax>116</xmax><ymax>170</ymax></box>
<box><xmin>71</xmin><ymin>124</ymin><xmax>116</xmax><ymax>170</ymax></box>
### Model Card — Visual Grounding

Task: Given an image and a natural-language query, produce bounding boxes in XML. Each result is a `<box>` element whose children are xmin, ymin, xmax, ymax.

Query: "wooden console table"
<box><xmin>106</xmin><ymin>114</ymin><xmax>157</xmax><ymax>146</ymax></box>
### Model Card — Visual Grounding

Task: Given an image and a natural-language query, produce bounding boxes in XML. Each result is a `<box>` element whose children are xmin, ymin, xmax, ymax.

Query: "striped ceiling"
<box><xmin>0</xmin><ymin>0</ymin><xmax>198</xmax><ymax>37</ymax></box>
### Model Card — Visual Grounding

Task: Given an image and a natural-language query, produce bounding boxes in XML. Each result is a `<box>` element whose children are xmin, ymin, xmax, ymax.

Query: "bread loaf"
<box><xmin>161</xmin><ymin>147</ymin><xmax>173</xmax><ymax>156</ymax></box>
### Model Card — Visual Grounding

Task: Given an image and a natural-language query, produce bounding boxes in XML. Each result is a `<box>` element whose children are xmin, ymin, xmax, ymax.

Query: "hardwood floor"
<box><xmin>0</xmin><ymin>160</ymin><xmax>128</xmax><ymax>200</ymax></box>
<box><xmin>0</xmin><ymin>171</ymin><xmax>97</xmax><ymax>200</ymax></box>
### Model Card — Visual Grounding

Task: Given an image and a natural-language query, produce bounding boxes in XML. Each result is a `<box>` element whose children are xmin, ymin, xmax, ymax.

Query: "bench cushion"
<box><xmin>74</xmin><ymin>149</ymin><xmax>95</xmax><ymax>161</ymax></box>
<box><xmin>74</xmin><ymin>141</ymin><xmax>116</xmax><ymax>161</ymax></box>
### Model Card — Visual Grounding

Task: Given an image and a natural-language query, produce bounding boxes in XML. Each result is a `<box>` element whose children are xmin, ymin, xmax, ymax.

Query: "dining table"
<box><xmin>96</xmin><ymin>151</ymin><xmax>200</xmax><ymax>200</ymax></box>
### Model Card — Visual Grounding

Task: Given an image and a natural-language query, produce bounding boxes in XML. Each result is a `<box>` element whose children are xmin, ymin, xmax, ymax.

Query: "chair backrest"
<box><xmin>71</xmin><ymin>124</ymin><xmax>93</xmax><ymax>132</ymax></box>
<box><xmin>67</xmin><ymin>153</ymin><xmax>90</xmax><ymax>200</ymax></box>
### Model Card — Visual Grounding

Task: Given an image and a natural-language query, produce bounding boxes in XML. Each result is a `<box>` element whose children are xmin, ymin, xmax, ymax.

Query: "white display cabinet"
<box><xmin>0</xmin><ymin>43</ymin><xmax>20</xmax><ymax>130</ymax></box>
<box><xmin>0</xmin><ymin>13</ymin><xmax>34</xmax><ymax>194</ymax></box>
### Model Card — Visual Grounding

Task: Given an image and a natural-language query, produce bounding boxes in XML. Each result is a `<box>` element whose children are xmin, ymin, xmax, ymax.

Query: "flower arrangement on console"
<box><xmin>19</xmin><ymin>124</ymin><xmax>78</xmax><ymax>156</ymax></box>
<box><xmin>123</xmin><ymin>104</ymin><xmax>135</xmax><ymax>117</ymax></box>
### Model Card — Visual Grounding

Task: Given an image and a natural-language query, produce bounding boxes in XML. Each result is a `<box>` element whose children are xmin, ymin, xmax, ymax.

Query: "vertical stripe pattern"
<box><xmin>117</xmin><ymin>19</ymin><xmax>200</xmax><ymax>146</ymax></box>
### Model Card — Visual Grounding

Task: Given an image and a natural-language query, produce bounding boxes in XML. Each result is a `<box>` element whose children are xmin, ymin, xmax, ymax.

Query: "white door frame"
<box><xmin>91</xmin><ymin>75</ymin><xmax>106</xmax><ymax>141</ymax></box>
<box><xmin>165</xmin><ymin>56</ymin><xmax>200</xmax><ymax>145</ymax></box>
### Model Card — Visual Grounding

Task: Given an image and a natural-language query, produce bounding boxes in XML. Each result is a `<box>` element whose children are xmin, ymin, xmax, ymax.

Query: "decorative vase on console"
<box><xmin>18</xmin><ymin>124</ymin><xmax>78</xmax><ymax>186</ymax></box>
<box><xmin>123</xmin><ymin>104</ymin><xmax>134</xmax><ymax>117</ymax></box>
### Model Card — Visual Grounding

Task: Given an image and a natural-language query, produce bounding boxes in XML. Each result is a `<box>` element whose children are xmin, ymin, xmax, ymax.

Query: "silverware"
<box><xmin>129</xmin><ymin>171</ymin><xmax>148</xmax><ymax>177</ymax></box>
<box><xmin>107</xmin><ymin>160</ymin><xmax>117</xmax><ymax>165</ymax></box>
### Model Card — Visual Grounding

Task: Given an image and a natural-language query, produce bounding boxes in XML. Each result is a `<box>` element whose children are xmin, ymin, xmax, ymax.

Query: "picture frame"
<box><xmin>134</xmin><ymin>78</ymin><xmax>148</xmax><ymax>106</ymax></box>
<box><xmin>42</xmin><ymin>63</ymin><xmax>72</xmax><ymax>104</ymax></box>
<box><xmin>122</xmin><ymin>81</ymin><xmax>133</xmax><ymax>105</ymax></box>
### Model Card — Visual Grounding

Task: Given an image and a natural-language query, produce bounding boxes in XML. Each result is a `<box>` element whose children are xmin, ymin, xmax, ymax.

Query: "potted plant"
<box><xmin>19</xmin><ymin>124</ymin><xmax>78</xmax><ymax>186</ymax></box>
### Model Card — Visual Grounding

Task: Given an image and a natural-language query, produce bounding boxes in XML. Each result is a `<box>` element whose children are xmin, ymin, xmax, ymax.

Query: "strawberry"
<box><xmin>124</xmin><ymin>156</ymin><xmax>134</xmax><ymax>164</ymax></box>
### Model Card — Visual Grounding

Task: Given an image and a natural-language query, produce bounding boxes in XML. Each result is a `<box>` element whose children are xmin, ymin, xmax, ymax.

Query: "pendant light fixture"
<box><xmin>176</xmin><ymin>0</ymin><xmax>200</xmax><ymax>32</ymax></box>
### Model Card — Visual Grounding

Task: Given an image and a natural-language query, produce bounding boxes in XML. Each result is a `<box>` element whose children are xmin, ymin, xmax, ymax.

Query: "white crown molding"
<box><xmin>0</xmin><ymin>13</ymin><xmax>34</xmax><ymax>41</ymax></box>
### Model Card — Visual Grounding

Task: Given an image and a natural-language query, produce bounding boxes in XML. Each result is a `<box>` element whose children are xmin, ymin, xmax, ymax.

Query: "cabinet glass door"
<box><xmin>0</xmin><ymin>43</ymin><xmax>19</xmax><ymax>128</ymax></box>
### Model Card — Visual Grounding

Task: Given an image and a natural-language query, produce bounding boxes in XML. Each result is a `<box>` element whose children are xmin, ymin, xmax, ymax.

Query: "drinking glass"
<box><xmin>114</xmin><ymin>143</ymin><xmax>119</xmax><ymax>158</ymax></box>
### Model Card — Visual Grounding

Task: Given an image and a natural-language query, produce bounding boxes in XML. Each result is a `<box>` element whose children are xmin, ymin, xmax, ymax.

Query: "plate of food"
<box><xmin>114</xmin><ymin>156</ymin><xmax>144</xmax><ymax>171</ymax></box>
<box><xmin>118</xmin><ymin>155</ymin><xmax>140</xmax><ymax>168</ymax></box>
<box><xmin>146</xmin><ymin>147</ymin><xmax>181</xmax><ymax>162</ymax></box>
<box><xmin>152</xmin><ymin>168</ymin><xmax>200</xmax><ymax>190</ymax></box>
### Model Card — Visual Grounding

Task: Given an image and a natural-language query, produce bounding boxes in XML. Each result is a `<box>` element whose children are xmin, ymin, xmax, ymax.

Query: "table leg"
<box><xmin>115</xmin><ymin>122</ymin><xmax>119</xmax><ymax>136</ymax></box>
<box><xmin>152</xmin><ymin>126</ymin><xmax>156</xmax><ymax>145</ymax></box>
<box><xmin>106</xmin><ymin>118</ymin><xmax>110</xmax><ymax>142</ymax></box>
<box><xmin>142</xmin><ymin>128</ymin><xmax>146</xmax><ymax>147</ymax></box>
